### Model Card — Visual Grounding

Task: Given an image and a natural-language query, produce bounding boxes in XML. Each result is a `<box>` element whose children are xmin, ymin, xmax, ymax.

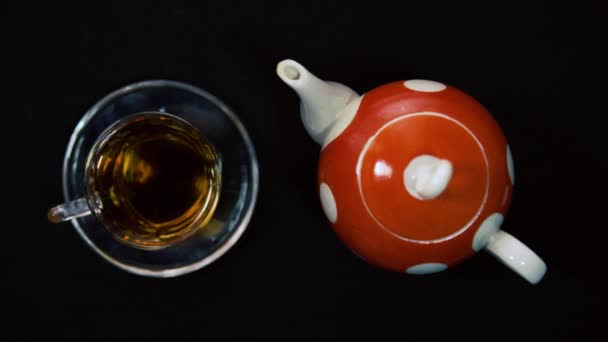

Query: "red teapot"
<box><xmin>277</xmin><ymin>59</ymin><xmax>546</xmax><ymax>284</ymax></box>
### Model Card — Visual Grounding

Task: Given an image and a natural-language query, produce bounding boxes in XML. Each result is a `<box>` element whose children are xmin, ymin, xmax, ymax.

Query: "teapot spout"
<box><xmin>277</xmin><ymin>59</ymin><xmax>359</xmax><ymax>145</ymax></box>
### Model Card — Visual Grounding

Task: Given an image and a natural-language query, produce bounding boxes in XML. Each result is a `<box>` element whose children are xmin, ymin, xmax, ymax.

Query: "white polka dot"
<box><xmin>406</xmin><ymin>263</ymin><xmax>448</xmax><ymax>274</ymax></box>
<box><xmin>472</xmin><ymin>213</ymin><xmax>504</xmax><ymax>251</ymax></box>
<box><xmin>404</xmin><ymin>80</ymin><xmax>446</xmax><ymax>92</ymax></box>
<box><xmin>319</xmin><ymin>183</ymin><xmax>337</xmax><ymax>223</ymax></box>
<box><xmin>506</xmin><ymin>145</ymin><xmax>514</xmax><ymax>185</ymax></box>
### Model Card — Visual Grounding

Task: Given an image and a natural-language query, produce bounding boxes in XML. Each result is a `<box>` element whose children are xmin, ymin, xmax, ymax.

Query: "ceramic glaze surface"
<box><xmin>318</xmin><ymin>82</ymin><xmax>512</xmax><ymax>271</ymax></box>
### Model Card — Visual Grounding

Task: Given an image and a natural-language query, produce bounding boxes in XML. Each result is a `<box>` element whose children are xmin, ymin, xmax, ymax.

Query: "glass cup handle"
<box><xmin>47</xmin><ymin>198</ymin><xmax>92</xmax><ymax>223</ymax></box>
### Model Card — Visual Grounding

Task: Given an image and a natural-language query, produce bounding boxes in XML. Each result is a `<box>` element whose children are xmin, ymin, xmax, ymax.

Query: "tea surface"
<box><xmin>88</xmin><ymin>114</ymin><xmax>221</xmax><ymax>248</ymax></box>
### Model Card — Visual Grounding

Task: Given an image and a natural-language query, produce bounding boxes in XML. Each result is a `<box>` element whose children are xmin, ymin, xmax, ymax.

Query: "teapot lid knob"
<box><xmin>404</xmin><ymin>155</ymin><xmax>453</xmax><ymax>200</ymax></box>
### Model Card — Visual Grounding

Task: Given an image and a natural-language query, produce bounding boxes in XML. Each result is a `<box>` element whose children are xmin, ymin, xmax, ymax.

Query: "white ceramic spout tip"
<box><xmin>283</xmin><ymin>65</ymin><xmax>300</xmax><ymax>80</ymax></box>
<box><xmin>277</xmin><ymin>59</ymin><xmax>306</xmax><ymax>85</ymax></box>
<box><xmin>275</xmin><ymin>58</ymin><xmax>360</xmax><ymax>146</ymax></box>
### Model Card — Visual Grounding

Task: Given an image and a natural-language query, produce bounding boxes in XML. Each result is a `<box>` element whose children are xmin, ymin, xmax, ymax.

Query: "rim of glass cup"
<box><xmin>62</xmin><ymin>80</ymin><xmax>259</xmax><ymax>277</ymax></box>
<box><xmin>84</xmin><ymin>111</ymin><xmax>223</xmax><ymax>250</ymax></box>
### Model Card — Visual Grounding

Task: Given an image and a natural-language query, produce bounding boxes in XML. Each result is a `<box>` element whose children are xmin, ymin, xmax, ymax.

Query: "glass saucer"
<box><xmin>63</xmin><ymin>80</ymin><xmax>258</xmax><ymax>277</ymax></box>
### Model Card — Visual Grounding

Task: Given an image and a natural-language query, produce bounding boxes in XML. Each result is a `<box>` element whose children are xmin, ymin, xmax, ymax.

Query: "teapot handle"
<box><xmin>485</xmin><ymin>230</ymin><xmax>547</xmax><ymax>284</ymax></box>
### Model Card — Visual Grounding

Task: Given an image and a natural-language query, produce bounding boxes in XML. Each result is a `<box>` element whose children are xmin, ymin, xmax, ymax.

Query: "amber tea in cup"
<box><xmin>49</xmin><ymin>112</ymin><xmax>222</xmax><ymax>249</ymax></box>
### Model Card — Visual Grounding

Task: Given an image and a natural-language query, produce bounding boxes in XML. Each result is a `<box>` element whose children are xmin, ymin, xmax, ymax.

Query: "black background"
<box><xmin>6</xmin><ymin>1</ymin><xmax>607</xmax><ymax>340</ymax></box>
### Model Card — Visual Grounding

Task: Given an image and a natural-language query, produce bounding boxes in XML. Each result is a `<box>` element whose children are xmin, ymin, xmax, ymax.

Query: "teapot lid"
<box><xmin>357</xmin><ymin>112</ymin><xmax>488</xmax><ymax>241</ymax></box>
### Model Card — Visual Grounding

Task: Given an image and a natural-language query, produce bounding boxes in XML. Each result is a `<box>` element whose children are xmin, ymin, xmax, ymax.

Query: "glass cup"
<box><xmin>48</xmin><ymin>80</ymin><xmax>258</xmax><ymax>277</ymax></box>
<box><xmin>49</xmin><ymin>112</ymin><xmax>223</xmax><ymax>250</ymax></box>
